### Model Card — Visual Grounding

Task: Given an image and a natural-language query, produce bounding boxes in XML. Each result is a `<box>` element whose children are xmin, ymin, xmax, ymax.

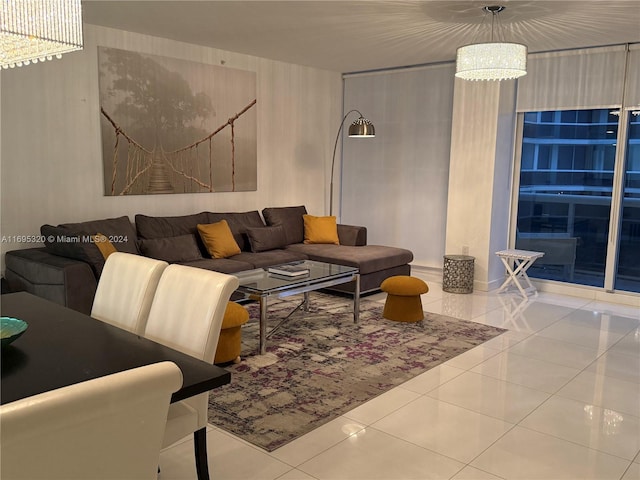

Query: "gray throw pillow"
<box><xmin>206</xmin><ymin>211</ymin><xmax>265</xmax><ymax>252</ymax></box>
<box><xmin>261</xmin><ymin>206</ymin><xmax>307</xmax><ymax>245</ymax></box>
<box><xmin>60</xmin><ymin>216</ymin><xmax>138</xmax><ymax>254</ymax></box>
<box><xmin>139</xmin><ymin>234</ymin><xmax>203</xmax><ymax>263</ymax></box>
<box><xmin>245</xmin><ymin>225</ymin><xmax>287</xmax><ymax>252</ymax></box>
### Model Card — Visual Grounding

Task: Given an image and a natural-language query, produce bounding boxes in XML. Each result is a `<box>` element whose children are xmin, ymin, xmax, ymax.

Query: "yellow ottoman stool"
<box><xmin>214</xmin><ymin>301</ymin><xmax>250</xmax><ymax>364</ymax></box>
<box><xmin>380</xmin><ymin>276</ymin><xmax>429</xmax><ymax>322</ymax></box>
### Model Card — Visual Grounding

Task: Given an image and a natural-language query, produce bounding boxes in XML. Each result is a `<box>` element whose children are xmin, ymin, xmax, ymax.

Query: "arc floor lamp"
<box><xmin>330</xmin><ymin>110</ymin><xmax>376</xmax><ymax>216</ymax></box>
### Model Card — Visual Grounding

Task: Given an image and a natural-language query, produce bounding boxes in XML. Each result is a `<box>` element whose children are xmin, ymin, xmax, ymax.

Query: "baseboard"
<box><xmin>409</xmin><ymin>264</ymin><xmax>442</xmax><ymax>284</ymax></box>
<box><xmin>531</xmin><ymin>278</ymin><xmax>640</xmax><ymax>307</ymax></box>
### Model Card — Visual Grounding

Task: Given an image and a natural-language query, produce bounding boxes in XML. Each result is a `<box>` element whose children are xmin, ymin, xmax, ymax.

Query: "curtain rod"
<box><xmin>343</xmin><ymin>41</ymin><xmax>640</xmax><ymax>79</ymax></box>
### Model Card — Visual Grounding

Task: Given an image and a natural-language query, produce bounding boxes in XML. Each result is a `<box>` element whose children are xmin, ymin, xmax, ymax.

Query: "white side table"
<box><xmin>495</xmin><ymin>249</ymin><xmax>545</xmax><ymax>298</ymax></box>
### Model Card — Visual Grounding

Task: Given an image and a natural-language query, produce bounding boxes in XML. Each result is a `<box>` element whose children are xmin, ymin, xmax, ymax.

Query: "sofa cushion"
<box><xmin>135</xmin><ymin>212</ymin><xmax>211</xmax><ymax>257</ymax></box>
<box><xmin>135</xmin><ymin>212</ymin><xmax>209</xmax><ymax>239</ymax></box>
<box><xmin>179</xmin><ymin>258</ymin><xmax>254</xmax><ymax>274</ymax></box>
<box><xmin>285</xmin><ymin>244</ymin><xmax>413</xmax><ymax>275</ymax></box>
<box><xmin>245</xmin><ymin>225</ymin><xmax>287</xmax><ymax>252</ymax></box>
<box><xmin>139</xmin><ymin>234</ymin><xmax>203</xmax><ymax>263</ymax></box>
<box><xmin>230</xmin><ymin>250</ymin><xmax>308</xmax><ymax>269</ymax></box>
<box><xmin>60</xmin><ymin>216</ymin><xmax>138</xmax><ymax>254</ymax></box>
<box><xmin>303</xmin><ymin>215</ymin><xmax>339</xmax><ymax>245</ymax></box>
<box><xmin>197</xmin><ymin>220</ymin><xmax>242</xmax><ymax>259</ymax></box>
<box><xmin>206</xmin><ymin>211</ymin><xmax>265</xmax><ymax>252</ymax></box>
<box><xmin>41</xmin><ymin>224</ymin><xmax>107</xmax><ymax>276</ymax></box>
<box><xmin>262</xmin><ymin>206</ymin><xmax>307</xmax><ymax>245</ymax></box>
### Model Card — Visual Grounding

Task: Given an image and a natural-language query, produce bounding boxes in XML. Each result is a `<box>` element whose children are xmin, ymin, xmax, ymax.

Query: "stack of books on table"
<box><xmin>267</xmin><ymin>264</ymin><xmax>310</xmax><ymax>277</ymax></box>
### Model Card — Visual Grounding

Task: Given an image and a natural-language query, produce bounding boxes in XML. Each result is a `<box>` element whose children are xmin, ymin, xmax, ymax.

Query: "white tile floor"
<box><xmin>158</xmin><ymin>273</ymin><xmax>640</xmax><ymax>480</ymax></box>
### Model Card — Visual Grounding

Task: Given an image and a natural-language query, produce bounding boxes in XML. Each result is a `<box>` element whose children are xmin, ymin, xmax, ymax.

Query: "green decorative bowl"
<box><xmin>1</xmin><ymin>317</ymin><xmax>28</xmax><ymax>347</ymax></box>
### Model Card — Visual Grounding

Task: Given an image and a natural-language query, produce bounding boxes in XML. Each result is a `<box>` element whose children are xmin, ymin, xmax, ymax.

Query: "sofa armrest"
<box><xmin>337</xmin><ymin>224</ymin><xmax>367</xmax><ymax>246</ymax></box>
<box><xmin>4</xmin><ymin>248</ymin><xmax>97</xmax><ymax>315</ymax></box>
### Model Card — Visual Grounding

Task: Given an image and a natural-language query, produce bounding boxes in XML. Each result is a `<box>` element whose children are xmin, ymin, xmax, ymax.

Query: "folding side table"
<box><xmin>495</xmin><ymin>249</ymin><xmax>544</xmax><ymax>298</ymax></box>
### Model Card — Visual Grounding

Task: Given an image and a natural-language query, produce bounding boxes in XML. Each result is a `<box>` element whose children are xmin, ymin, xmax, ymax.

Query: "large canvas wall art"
<box><xmin>98</xmin><ymin>47</ymin><xmax>257</xmax><ymax>195</ymax></box>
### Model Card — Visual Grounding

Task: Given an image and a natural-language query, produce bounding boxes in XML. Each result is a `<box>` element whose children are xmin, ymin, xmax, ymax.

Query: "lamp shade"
<box><xmin>330</xmin><ymin>110</ymin><xmax>375</xmax><ymax>216</ymax></box>
<box><xmin>455</xmin><ymin>42</ymin><xmax>527</xmax><ymax>81</ymax></box>
<box><xmin>348</xmin><ymin>117</ymin><xmax>376</xmax><ymax>137</ymax></box>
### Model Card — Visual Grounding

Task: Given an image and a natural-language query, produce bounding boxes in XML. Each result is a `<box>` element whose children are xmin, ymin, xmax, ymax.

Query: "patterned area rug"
<box><xmin>208</xmin><ymin>292</ymin><xmax>505</xmax><ymax>451</ymax></box>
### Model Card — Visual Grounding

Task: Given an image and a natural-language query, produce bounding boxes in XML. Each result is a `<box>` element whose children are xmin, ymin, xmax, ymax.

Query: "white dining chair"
<box><xmin>0</xmin><ymin>361</ymin><xmax>183</xmax><ymax>480</ymax></box>
<box><xmin>91</xmin><ymin>251</ymin><xmax>168</xmax><ymax>334</ymax></box>
<box><xmin>144</xmin><ymin>264</ymin><xmax>239</xmax><ymax>480</ymax></box>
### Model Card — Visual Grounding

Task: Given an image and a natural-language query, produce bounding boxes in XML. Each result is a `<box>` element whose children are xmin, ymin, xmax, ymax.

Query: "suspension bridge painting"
<box><xmin>98</xmin><ymin>47</ymin><xmax>257</xmax><ymax>195</ymax></box>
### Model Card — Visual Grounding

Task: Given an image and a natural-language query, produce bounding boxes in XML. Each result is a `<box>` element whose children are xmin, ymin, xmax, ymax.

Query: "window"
<box><xmin>615</xmin><ymin>111</ymin><xmax>640</xmax><ymax>291</ymax></box>
<box><xmin>514</xmin><ymin>108</ymin><xmax>640</xmax><ymax>293</ymax></box>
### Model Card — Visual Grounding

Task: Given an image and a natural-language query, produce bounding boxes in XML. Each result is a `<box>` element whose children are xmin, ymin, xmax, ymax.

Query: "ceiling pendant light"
<box><xmin>1</xmin><ymin>0</ymin><xmax>84</xmax><ymax>69</ymax></box>
<box><xmin>455</xmin><ymin>5</ymin><xmax>527</xmax><ymax>81</ymax></box>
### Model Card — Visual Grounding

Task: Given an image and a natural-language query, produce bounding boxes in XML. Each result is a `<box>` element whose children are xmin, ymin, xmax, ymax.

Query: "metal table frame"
<box><xmin>234</xmin><ymin>261</ymin><xmax>360</xmax><ymax>354</ymax></box>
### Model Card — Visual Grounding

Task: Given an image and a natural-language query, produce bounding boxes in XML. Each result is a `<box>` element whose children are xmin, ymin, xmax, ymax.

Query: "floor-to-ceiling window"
<box><xmin>514</xmin><ymin>108</ymin><xmax>640</xmax><ymax>292</ymax></box>
<box><xmin>512</xmin><ymin>44</ymin><xmax>640</xmax><ymax>294</ymax></box>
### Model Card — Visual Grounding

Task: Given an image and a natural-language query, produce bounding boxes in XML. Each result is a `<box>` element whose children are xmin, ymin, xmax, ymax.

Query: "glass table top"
<box><xmin>233</xmin><ymin>260</ymin><xmax>358</xmax><ymax>294</ymax></box>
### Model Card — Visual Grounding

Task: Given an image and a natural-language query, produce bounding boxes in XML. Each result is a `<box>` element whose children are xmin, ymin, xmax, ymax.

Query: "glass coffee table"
<box><xmin>233</xmin><ymin>260</ymin><xmax>360</xmax><ymax>354</ymax></box>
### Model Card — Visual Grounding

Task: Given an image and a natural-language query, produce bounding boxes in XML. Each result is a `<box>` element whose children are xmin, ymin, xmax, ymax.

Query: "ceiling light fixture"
<box><xmin>1</xmin><ymin>0</ymin><xmax>84</xmax><ymax>69</ymax></box>
<box><xmin>455</xmin><ymin>5</ymin><xmax>527</xmax><ymax>81</ymax></box>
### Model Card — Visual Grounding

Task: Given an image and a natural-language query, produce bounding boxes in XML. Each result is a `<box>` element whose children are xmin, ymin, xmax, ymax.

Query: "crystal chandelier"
<box><xmin>1</xmin><ymin>0</ymin><xmax>83</xmax><ymax>69</ymax></box>
<box><xmin>455</xmin><ymin>5</ymin><xmax>527</xmax><ymax>81</ymax></box>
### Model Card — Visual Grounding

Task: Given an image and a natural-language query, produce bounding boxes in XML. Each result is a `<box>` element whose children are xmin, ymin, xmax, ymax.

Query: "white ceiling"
<box><xmin>83</xmin><ymin>1</ymin><xmax>640</xmax><ymax>73</ymax></box>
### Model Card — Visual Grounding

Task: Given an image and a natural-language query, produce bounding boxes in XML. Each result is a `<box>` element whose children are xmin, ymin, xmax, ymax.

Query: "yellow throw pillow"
<box><xmin>92</xmin><ymin>233</ymin><xmax>117</xmax><ymax>260</ymax></box>
<box><xmin>197</xmin><ymin>220</ymin><xmax>241</xmax><ymax>259</ymax></box>
<box><xmin>303</xmin><ymin>215</ymin><xmax>340</xmax><ymax>245</ymax></box>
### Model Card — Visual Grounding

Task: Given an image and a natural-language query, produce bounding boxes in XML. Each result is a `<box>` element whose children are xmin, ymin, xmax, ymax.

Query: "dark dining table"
<box><xmin>1</xmin><ymin>292</ymin><xmax>231</xmax><ymax>405</ymax></box>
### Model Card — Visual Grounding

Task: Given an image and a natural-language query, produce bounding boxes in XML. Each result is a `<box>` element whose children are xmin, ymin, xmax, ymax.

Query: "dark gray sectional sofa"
<box><xmin>4</xmin><ymin>206</ymin><xmax>413</xmax><ymax>315</ymax></box>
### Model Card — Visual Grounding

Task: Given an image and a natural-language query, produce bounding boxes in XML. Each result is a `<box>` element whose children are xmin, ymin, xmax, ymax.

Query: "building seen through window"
<box><xmin>515</xmin><ymin>108</ymin><xmax>640</xmax><ymax>293</ymax></box>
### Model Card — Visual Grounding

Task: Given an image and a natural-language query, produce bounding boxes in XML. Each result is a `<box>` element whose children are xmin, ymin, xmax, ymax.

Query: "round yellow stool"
<box><xmin>214</xmin><ymin>301</ymin><xmax>250</xmax><ymax>364</ymax></box>
<box><xmin>380</xmin><ymin>276</ymin><xmax>429</xmax><ymax>322</ymax></box>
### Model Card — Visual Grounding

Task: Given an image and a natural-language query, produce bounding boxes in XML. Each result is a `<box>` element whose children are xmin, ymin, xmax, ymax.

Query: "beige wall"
<box><xmin>445</xmin><ymin>78</ymin><xmax>517</xmax><ymax>291</ymax></box>
<box><xmin>0</xmin><ymin>25</ymin><xmax>341</xmax><ymax>270</ymax></box>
